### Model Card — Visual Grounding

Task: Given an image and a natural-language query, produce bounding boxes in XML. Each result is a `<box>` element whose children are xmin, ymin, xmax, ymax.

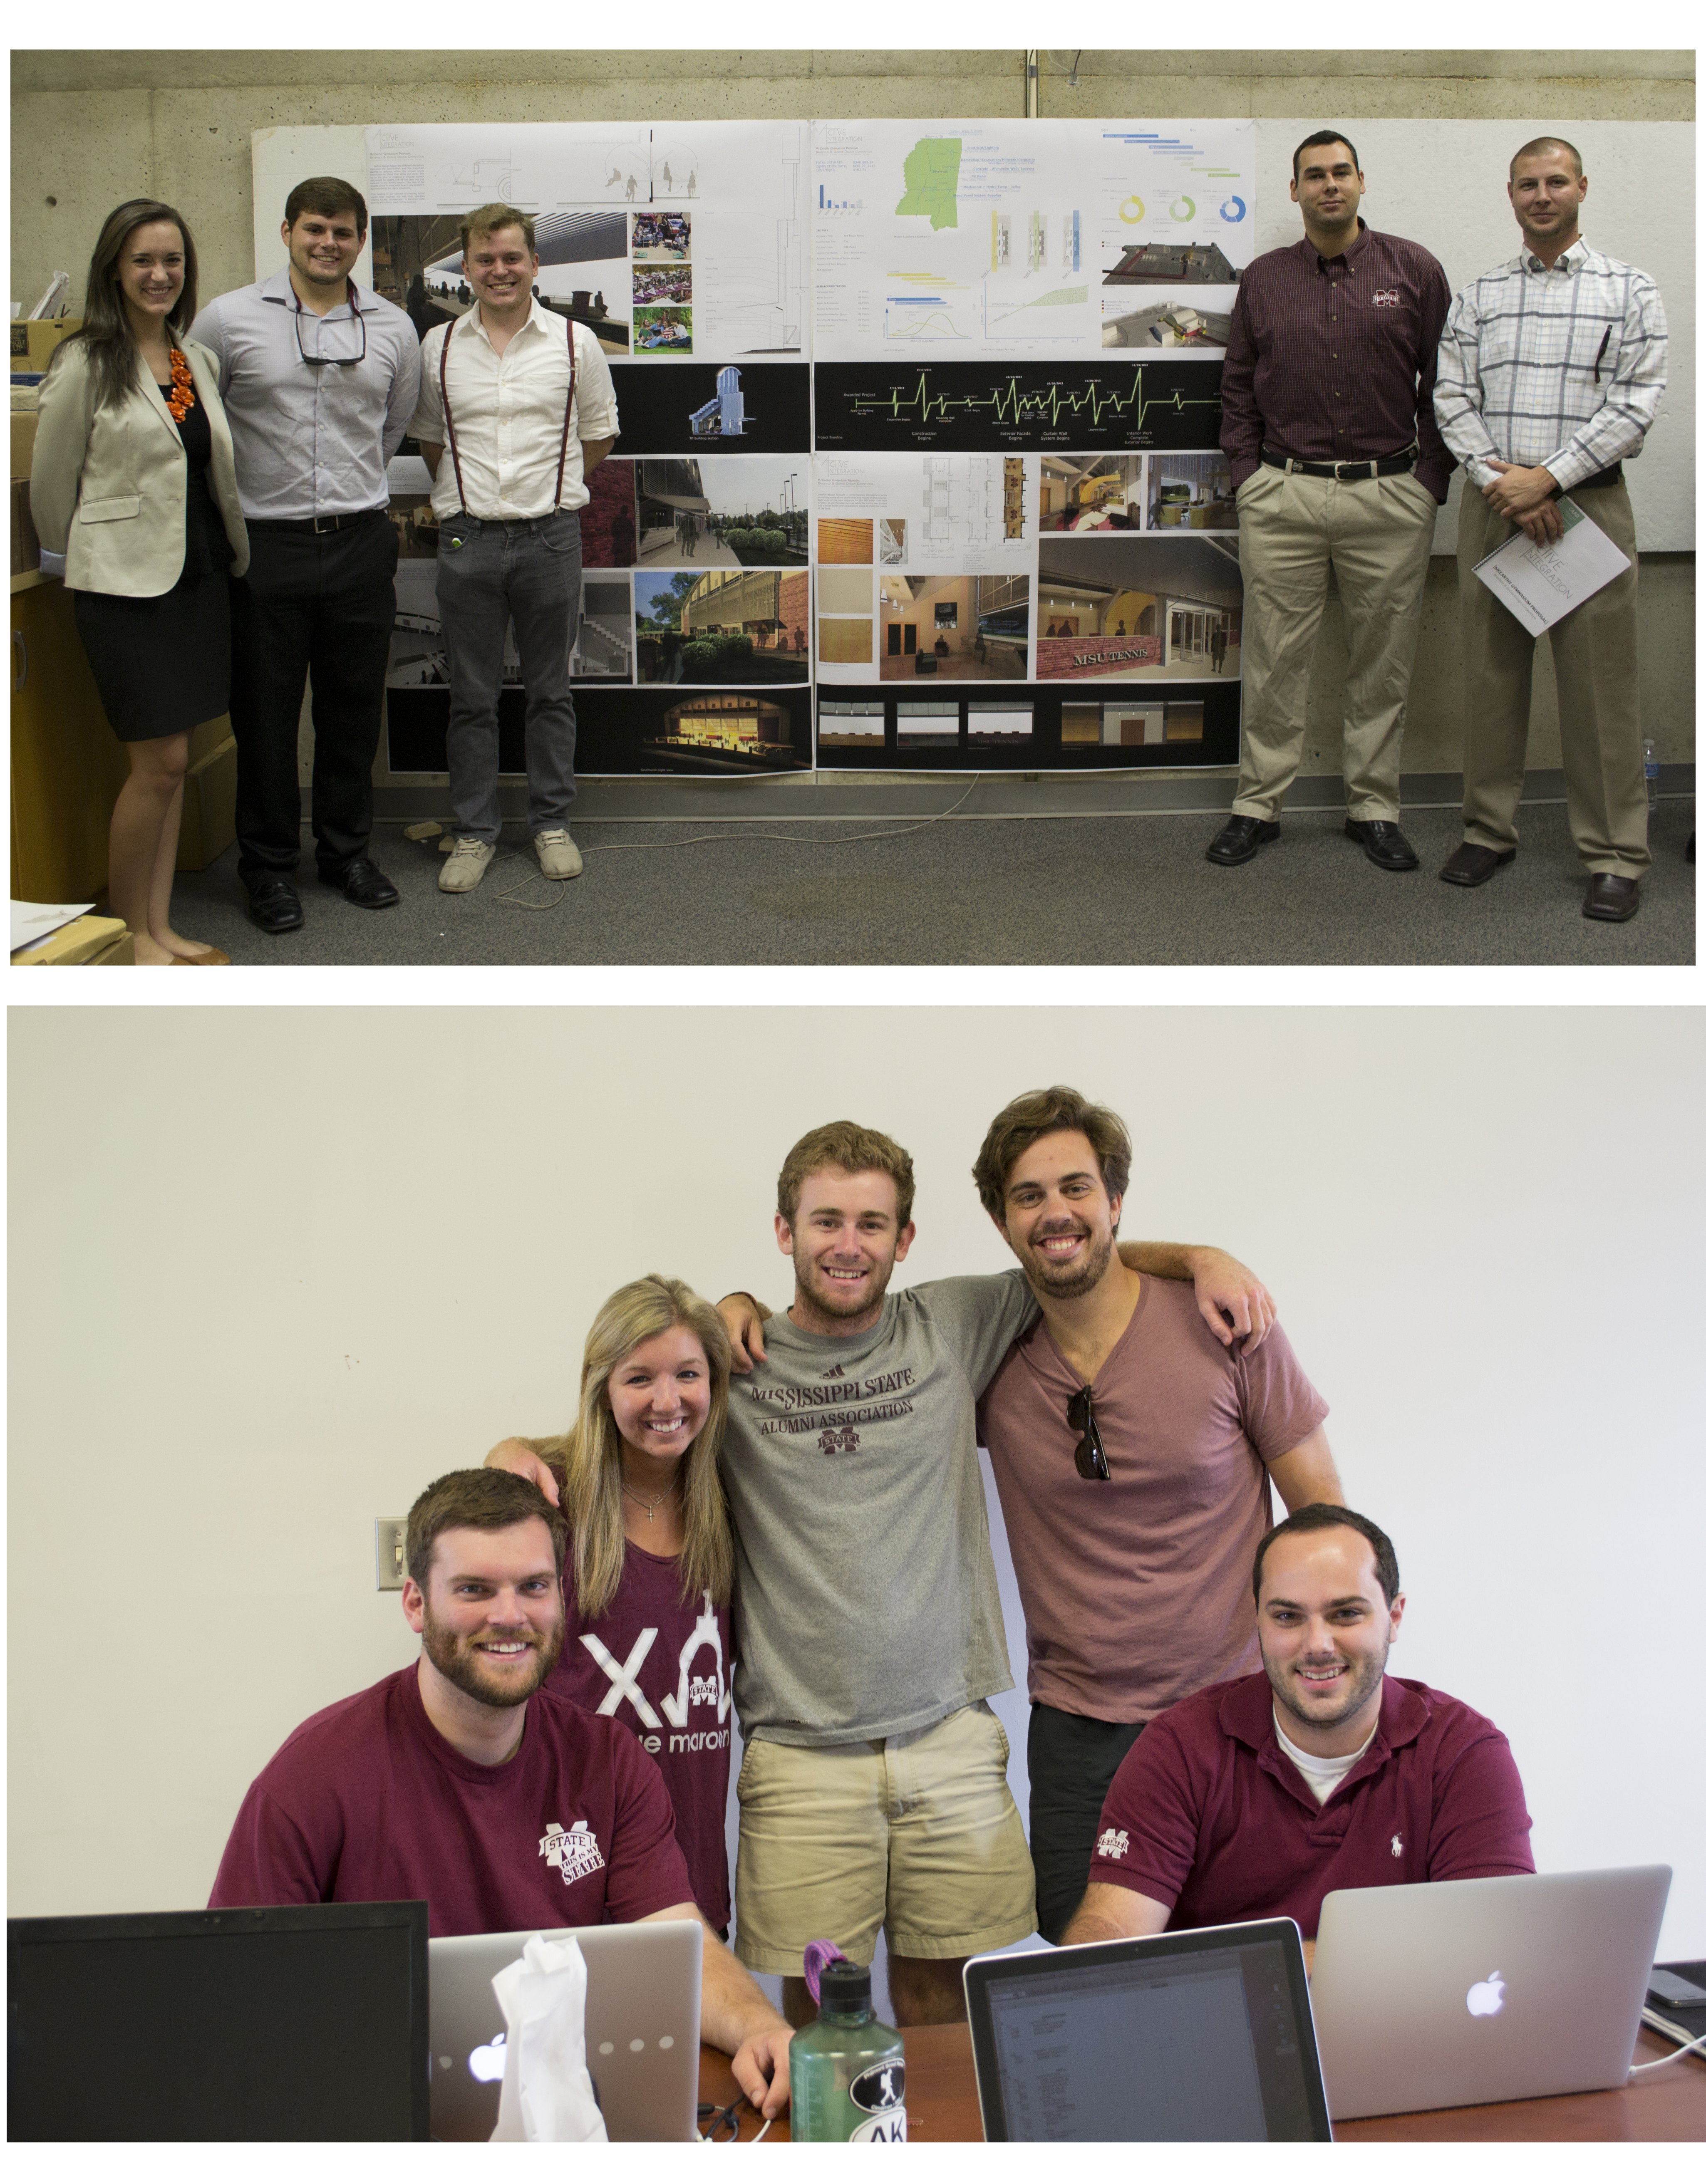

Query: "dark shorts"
<box><xmin>1027</xmin><ymin>1701</ymin><xmax>1146</xmax><ymax>1945</ymax></box>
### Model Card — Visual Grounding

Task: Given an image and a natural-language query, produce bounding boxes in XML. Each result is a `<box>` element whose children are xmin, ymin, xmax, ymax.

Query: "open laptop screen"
<box><xmin>966</xmin><ymin>1920</ymin><xmax>1330</xmax><ymax>2143</ymax></box>
<box><xmin>7</xmin><ymin>1902</ymin><xmax>429</xmax><ymax>2142</ymax></box>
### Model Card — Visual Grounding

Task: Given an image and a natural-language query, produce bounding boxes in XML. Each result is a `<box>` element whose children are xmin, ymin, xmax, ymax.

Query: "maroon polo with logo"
<box><xmin>1219</xmin><ymin>222</ymin><xmax>1455</xmax><ymax>499</ymax></box>
<box><xmin>552</xmin><ymin>1540</ymin><xmax>734</xmax><ymax>1930</ymax></box>
<box><xmin>1088</xmin><ymin>1672</ymin><xmax>1533</xmax><ymax>1937</ymax></box>
<box><xmin>209</xmin><ymin>1667</ymin><xmax>692</xmax><ymax>1936</ymax></box>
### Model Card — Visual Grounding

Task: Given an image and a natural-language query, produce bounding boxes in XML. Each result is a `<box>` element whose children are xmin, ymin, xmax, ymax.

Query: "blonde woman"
<box><xmin>486</xmin><ymin>1275</ymin><xmax>737</xmax><ymax>1931</ymax></box>
<box><xmin>31</xmin><ymin>198</ymin><xmax>248</xmax><ymax>963</ymax></box>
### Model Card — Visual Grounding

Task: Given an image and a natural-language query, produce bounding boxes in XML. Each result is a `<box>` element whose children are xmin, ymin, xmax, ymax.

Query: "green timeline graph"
<box><xmin>813</xmin><ymin>359</ymin><xmax>1223</xmax><ymax>452</ymax></box>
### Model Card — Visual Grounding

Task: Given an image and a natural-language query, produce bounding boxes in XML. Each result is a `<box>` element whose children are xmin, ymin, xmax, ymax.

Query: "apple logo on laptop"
<box><xmin>469</xmin><ymin>2031</ymin><xmax>508</xmax><ymax>2082</ymax></box>
<box><xmin>1466</xmin><ymin>1972</ymin><xmax>1506</xmax><ymax>2018</ymax></box>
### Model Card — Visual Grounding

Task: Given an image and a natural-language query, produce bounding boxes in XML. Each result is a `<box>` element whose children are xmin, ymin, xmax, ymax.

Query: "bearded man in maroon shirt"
<box><xmin>1208</xmin><ymin>132</ymin><xmax>1454</xmax><ymax>875</ymax></box>
<box><xmin>1061</xmin><ymin>1506</ymin><xmax>1533</xmax><ymax>1959</ymax></box>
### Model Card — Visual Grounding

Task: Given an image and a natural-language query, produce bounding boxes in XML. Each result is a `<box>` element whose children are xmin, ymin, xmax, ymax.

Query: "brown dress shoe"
<box><xmin>1438</xmin><ymin>843</ymin><xmax>1515</xmax><ymax>887</ymax></box>
<box><xmin>1582</xmin><ymin>874</ymin><xmax>1640</xmax><ymax>922</ymax></box>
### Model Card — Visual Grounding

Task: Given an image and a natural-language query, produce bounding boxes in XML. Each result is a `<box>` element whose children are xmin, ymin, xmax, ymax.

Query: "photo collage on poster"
<box><xmin>339</xmin><ymin>118</ymin><xmax>1250</xmax><ymax>775</ymax></box>
<box><xmin>809</xmin><ymin>118</ymin><xmax>1251</xmax><ymax>770</ymax></box>
<box><xmin>365</xmin><ymin>120</ymin><xmax>813</xmax><ymax>776</ymax></box>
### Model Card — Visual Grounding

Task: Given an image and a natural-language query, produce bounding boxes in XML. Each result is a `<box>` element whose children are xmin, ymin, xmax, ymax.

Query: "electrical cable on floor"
<box><xmin>484</xmin><ymin>775</ymin><xmax>992</xmax><ymax>911</ymax></box>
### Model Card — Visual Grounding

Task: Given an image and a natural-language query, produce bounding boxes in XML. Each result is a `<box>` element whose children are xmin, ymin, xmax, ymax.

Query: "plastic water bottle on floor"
<box><xmin>789</xmin><ymin>1950</ymin><xmax>907</xmax><ymax>2142</ymax></box>
<box><xmin>1644</xmin><ymin>738</ymin><xmax>1659</xmax><ymax>810</ymax></box>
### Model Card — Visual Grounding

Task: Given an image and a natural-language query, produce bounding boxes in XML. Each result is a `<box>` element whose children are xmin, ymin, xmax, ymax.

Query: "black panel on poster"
<box><xmin>814</xmin><ymin>359</ymin><xmax>1223</xmax><ymax>453</ymax></box>
<box><xmin>609</xmin><ymin>362</ymin><xmax>811</xmax><ymax>454</ymax></box>
<box><xmin>814</xmin><ymin>683</ymin><xmax>1239</xmax><ymax>770</ymax></box>
<box><xmin>387</xmin><ymin>686</ymin><xmax>813</xmax><ymax>778</ymax></box>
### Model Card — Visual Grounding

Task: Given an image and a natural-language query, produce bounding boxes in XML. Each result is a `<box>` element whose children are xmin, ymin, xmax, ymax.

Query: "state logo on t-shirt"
<box><xmin>1096</xmin><ymin>1827</ymin><xmax>1130</xmax><ymax>1860</ymax></box>
<box><xmin>539</xmin><ymin>1819</ymin><xmax>606</xmax><ymax>1887</ymax></box>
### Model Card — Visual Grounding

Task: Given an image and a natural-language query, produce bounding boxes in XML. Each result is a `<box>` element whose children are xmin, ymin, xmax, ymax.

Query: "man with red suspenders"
<box><xmin>410</xmin><ymin>203</ymin><xmax>620</xmax><ymax>892</ymax></box>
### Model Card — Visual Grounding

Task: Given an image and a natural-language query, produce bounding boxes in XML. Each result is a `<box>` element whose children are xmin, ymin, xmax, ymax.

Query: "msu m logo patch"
<box><xmin>818</xmin><ymin>1425</ymin><xmax>860</xmax><ymax>1454</ymax></box>
<box><xmin>1371</xmin><ymin>288</ymin><xmax>1402</xmax><ymax>307</ymax></box>
<box><xmin>1096</xmin><ymin>1827</ymin><xmax>1130</xmax><ymax>1860</ymax></box>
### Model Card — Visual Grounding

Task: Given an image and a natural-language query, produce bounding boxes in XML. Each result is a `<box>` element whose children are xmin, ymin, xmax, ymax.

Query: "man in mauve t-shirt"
<box><xmin>972</xmin><ymin>1085</ymin><xmax>1345</xmax><ymax>1943</ymax></box>
<box><xmin>209</xmin><ymin>1469</ymin><xmax>793</xmax><ymax>2118</ymax></box>
<box><xmin>1063</xmin><ymin>1506</ymin><xmax>1533</xmax><ymax>1952</ymax></box>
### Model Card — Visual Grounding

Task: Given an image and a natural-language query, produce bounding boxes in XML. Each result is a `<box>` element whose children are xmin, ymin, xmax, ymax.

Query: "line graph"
<box><xmin>814</xmin><ymin>359</ymin><xmax>1223</xmax><ymax>453</ymax></box>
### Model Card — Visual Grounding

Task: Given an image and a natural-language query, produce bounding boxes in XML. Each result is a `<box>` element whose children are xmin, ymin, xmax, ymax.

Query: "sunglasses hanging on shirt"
<box><xmin>1067</xmin><ymin>1385</ymin><xmax>1111</xmax><ymax>1481</ymax></box>
<box><xmin>294</xmin><ymin>297</ymin><xmax>368</xmax><ymax>368</ymax></box>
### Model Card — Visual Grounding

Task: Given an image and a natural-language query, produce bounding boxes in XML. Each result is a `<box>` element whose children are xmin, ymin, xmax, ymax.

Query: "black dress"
<box><xmin>72</xmin><ymin>382</ymin><xmax>236</xmax><ymax>743</ymax></box>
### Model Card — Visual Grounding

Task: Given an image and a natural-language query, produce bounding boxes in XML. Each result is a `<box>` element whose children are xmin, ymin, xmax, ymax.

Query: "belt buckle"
<box><xmin>312</xmin><ymin>513</ymin><xmax>337</xmax><ymax>535</ymax></box>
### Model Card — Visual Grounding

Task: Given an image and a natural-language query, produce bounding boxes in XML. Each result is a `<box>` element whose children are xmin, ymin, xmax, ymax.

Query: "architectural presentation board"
<box><xmin>254</xmin><ymin>116</ymin><xmax>1691</xmax><ymax>779</ymax></box>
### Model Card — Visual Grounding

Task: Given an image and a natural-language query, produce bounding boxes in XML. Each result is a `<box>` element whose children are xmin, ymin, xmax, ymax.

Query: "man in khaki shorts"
<box><xmin>715</xmin><ymin>1121</ymin><xmax>1269</xmax><ymax>2026</ymax></box>
<box><xmin>1210</xmin><ymin>131</ymin><xmax>1453</xmax><ymax>874</ymax></box>
<box><xmin>1432</xmin><ymin>136</ymin><xmax>1668</xmax><ymax>924</ymax></box>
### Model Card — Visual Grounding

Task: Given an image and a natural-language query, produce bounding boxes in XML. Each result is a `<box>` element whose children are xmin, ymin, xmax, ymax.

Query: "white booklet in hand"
<box><xmin>1473</xmin><ymin>495</ymin><xmax>1632</xmax><ymax>636</ymax></box>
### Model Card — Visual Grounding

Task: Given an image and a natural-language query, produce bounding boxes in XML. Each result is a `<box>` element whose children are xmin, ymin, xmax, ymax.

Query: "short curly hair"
<box><xmin>972</xmin><ymin>1086</ymin><xmax>1132</xmax><ymax>1221</ymax></box>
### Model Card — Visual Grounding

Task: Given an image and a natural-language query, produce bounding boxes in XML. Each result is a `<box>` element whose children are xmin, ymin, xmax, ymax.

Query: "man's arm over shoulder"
<box><xmin>207</xmin><ymin>1780</ymin><xmax>331</xmax><ymax>1908</ymax></box>
<box><xmin>1426</xmin><ymin>1715</ymin><xmax>1535</xmax><ymax>1882</ymax></box>
<box><xmin>911</xmin><ymin>1267</ymin><xmax>1038</xmax><ymax>1394</ymax></box>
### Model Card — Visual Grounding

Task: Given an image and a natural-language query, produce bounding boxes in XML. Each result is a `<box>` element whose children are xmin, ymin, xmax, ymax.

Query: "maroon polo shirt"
<box><xmin>1219</xmin><ymin>221</ymin><xmax>1455</xmax><ymax>501</ymax></box>
<box><xmin>1088</xmin><ymin>1671</ymin><xmax>1533</xmax><ymax>1938</ymax></box>
<box><xmin>210</xmin><ymin>1666</ymin><xmax>692</xmax><ymax>1936</ymax></box>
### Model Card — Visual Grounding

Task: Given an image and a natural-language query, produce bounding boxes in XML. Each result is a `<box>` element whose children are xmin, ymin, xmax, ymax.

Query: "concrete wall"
<box><xmin>12</xmin><ymin>51</ymin><xmax>1694</xmax><ymax>779</ymax></box>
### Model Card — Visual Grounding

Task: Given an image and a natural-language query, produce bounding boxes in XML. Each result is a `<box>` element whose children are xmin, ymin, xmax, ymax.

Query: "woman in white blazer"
<box><xmin>31</xmin><ymin>198</ymin><xmax>249</xmax><ymax>964</ymax></box>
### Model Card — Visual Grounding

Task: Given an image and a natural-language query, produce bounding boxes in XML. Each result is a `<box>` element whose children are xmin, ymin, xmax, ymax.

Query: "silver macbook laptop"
<box><xmin>428</xmin><ymin>1920</ymin><xmax>702</xmax><ymax>2142</ymax></box>
<box><xmin>965</xmin><ymin>1920</ymin><xmax>1333</xmax><ymax>2142</ymax></box>
<box><xmin>1310</xmin><ymin>1866</ymin><xmax>1672</xmax><ymax>2121</ymax></box>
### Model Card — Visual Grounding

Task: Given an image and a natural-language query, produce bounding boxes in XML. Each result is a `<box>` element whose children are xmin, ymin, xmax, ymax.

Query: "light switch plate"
<box><xmin>375</xmin><ymin>1520</ymin><xmax>407</xmax><ymax>1592</ymax></box>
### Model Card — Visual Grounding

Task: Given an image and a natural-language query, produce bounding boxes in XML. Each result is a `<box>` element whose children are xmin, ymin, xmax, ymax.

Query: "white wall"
<box><xmin>8</xmin><ymin>1005</ymin><xmax>1703</xmax><ymax>1962</ymax></box>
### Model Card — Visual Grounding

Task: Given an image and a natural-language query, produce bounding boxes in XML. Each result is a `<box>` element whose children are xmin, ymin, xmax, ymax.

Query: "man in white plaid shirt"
<box><xmin>1433</xmin><ymin>136</ymin><xmax>1667</xmax><ymax>922</ymax></box>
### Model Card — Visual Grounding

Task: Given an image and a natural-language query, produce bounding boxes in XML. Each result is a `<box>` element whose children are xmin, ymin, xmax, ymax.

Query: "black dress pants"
<box><xmin>228</xmin><ymin>513</ymin><xmax>398</xmax><ymax>882</ymax></box>
<box><xmin>1028</xmin><ymin>1701</ymin><xmax>1146</xmax><ymax>1944</ymax></box>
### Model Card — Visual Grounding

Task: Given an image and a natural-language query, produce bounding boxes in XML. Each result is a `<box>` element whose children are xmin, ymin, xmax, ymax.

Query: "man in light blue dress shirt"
<box><xmin>192</xmin><ymin>176</ymin><xmax>421</xmax><ymax>934</ymax></box>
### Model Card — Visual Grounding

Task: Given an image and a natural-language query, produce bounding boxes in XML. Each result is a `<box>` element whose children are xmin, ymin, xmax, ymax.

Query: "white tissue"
<box><xmin>488</xmin><ymin>1932</ymin><xmax>609</xmax><ymax>2143</ymax></box>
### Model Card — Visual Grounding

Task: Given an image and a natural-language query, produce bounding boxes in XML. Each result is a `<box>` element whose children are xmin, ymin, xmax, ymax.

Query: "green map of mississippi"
<box><xmin>896</xmin><ymin>137</ymin><xmax>962</xmax><ymax>229</ymax></box>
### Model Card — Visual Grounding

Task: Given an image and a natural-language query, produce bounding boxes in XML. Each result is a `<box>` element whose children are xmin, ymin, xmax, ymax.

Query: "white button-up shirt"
<box><xmin>409</xmin><ymin>300</ymin><xmax>620</xmax><ymax>522</ymax></box>
<box><xmin>189</xmin><ymin>270</ymin><xmax>422</xmax><ymax>520</ymax></box>
<box><xmin>1433</xmin><ymin>239</ymin><xmax>1668</xmax><ymax>493</ymax></box>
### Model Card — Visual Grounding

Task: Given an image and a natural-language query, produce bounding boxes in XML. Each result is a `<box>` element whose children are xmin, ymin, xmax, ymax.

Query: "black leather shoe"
<box><xmin>1439</xmin><ymin>843</ymin><xmax>1516</xmax><ymax>887</ymax></box>
<box><xmin>319</xmin><ymin>856</ymin><xmax>400</xmax><ymax>910</ymax></box>
<box><xmin>246</xmin><ymin>876</ymin><xmax>304</xmax><ymax>933</ymax></box>
<box><xmin>1205</xmin><ymin>815</ymin><xmax>1282</xmax><ymax>867</ymax></box>
<box><xmin>1582</xmin><ymin>874</ymin><xmax>1640</xmax><ymax>923</ymax></box>
<box><xmin>1345</xmin><ymin>817</ymin><xmax>1420</xmax><ymax>871</ymax></box>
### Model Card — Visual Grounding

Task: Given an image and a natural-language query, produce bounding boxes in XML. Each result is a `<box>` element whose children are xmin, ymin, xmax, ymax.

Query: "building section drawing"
<box><xmin>811</xmin><ymin>120</ymin><xmax>1101</xmax><ymax>359</ymax></box>
<box><xmin>365</xmin><ymin>123</ymin><xmax>655</xmax><ymax>211</ymax></box>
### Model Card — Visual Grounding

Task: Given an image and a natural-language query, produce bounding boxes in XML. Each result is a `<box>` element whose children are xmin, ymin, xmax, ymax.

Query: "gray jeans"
<box><xmin>435</xmin><ymin>507</ymin><xmax>581</xmax><ymax>842</ymax></box>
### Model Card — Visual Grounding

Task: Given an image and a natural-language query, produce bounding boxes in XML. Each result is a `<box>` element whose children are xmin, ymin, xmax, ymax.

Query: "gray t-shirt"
<box><xmin>722</xmin><ymin>1270</ymin><xmax>1039</xmax><ymax>1746</ymax></box>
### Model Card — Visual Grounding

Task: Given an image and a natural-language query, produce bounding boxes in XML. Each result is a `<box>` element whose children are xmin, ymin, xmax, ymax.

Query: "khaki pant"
<box><xmin>732</xmin><ymin>1702</ymin><xmax>1036</xmax><ymax>1973</ymax></box>
<box><xmin>1456</xmin><ymin>479</ymin><xmax>1647</xmax><ymax>877</ymax></box>
<box><xmin>1232</xmin><ymin>463</ymin><xmax>1439</xmax><ymax>822</ymax></box>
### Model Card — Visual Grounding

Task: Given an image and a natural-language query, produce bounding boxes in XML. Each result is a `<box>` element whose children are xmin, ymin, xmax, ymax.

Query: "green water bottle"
<box><xmin>788</xmin><ymin>1959</ymin><xmax>907</xmax><ymax>2142</ymax></box>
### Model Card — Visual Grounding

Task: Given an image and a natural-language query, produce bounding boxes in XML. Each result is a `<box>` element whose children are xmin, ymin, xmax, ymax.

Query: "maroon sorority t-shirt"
<box><xmin>550</xmin><ymin>1540</ymin><xmax>734</xmax><ymax>1931</ymax></box>
<box><xmin>209</xmin><ymin>1667</ymin><xmax>692</xmax><ymax>1936</ymax></box>
<box><xmin>978</xmin><ymin>1277</ymin><xmax>1330</xmax><ymax>1722</ymax></box>
<box><xmin>1089</xmin><ymin>1671</ymin><xmax>1534</xmax><ymax>1938</ymax></box>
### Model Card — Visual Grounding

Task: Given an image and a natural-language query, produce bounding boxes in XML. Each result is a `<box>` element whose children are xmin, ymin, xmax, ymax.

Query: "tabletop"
<box><xmin>699</xmin><ymin>2020</ymin><xmax>1706</xmax><ymax>2143</ymax></box>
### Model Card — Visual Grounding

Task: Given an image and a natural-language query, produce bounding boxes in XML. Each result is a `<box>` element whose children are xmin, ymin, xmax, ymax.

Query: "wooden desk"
<box><xmin>699</xmin><ymin>2021</ymin><xmax>1706</xmax><ymax>2143</ymax></box>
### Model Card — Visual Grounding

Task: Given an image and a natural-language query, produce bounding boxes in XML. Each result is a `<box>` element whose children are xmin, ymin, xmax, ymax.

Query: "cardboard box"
<box><xmin>188</xmin><ymin>712</ymin><xmax>231</xmax><ymax>768</ymax></box>
<box><xmin>176</xmin><ymin>734</ymin><xmax>238</xmax><ymax>871</ymax></box>
<box><xmin>11</xmin><ymin>475</ymin><xmax>41</xmax><ymax>577</ymax></box>
<box><xmin>9</xmin><ymin>317</ymin><xmax>81</xmax><ymax>373</ymax></box>
<box><xmin>12</xmin><ymin>410</ymin><xmax>38</xmax><ymax>476</ymax></box>
<box><xmin>86</xmin><ymin>932</ymin><xmax>137</xmax><ymax>966</ymax></box>
<box><xmin>11</xmin><ymin>911</ymin><xmax>129</xmax><ymax>966</ymax></box>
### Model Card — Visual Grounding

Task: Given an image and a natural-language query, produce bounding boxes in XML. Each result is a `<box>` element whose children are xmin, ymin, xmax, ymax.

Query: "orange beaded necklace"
<box><xmin>166</xmin><ymin>347</ymin><xmax>196</xmax><ymax>423</ymax></box>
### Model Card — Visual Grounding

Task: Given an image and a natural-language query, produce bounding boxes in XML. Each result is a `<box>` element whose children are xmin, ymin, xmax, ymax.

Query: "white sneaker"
<box><xmin>534</xmin><ymin>828</ymin><xmax>583</xmax><ymax>880</ymax></box>
<box><xmin>438</xmin><ymin>837</ymin><xmax>496</xmax><ymax>892</ymax></box>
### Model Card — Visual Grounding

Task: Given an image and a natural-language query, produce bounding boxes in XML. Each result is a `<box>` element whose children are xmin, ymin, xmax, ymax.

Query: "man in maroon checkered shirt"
<box><xmin>1208</xmin><ymin>132</ymin><xmax>1453</xmax><ymax>874</ymax></box>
